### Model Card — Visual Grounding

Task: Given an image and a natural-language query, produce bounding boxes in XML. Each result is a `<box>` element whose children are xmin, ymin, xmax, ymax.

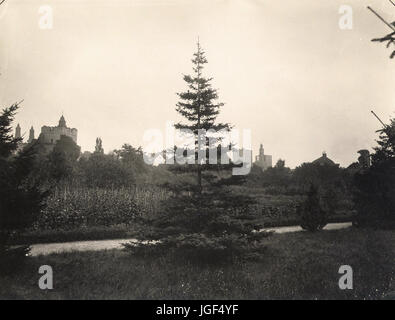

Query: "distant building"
<box><xmin>254</xmin><ymin>144</ymin><xmax>272</xmax><ymax>171</ymax></box>
<box><xmin>347</xmin><ymin>150</ymin><xmax>371</xmax><ymax>171</ymax></box>
<box><xmin>15</xmin><ymin>123</ymin><xmax>21</xmax><ymax>139</ymax></box>
<box><xmin>239</xmin><ymin>148</ymin><xmax>252</xmax><ymax>162</ymax></box>
<box><xmin>357</xmin><ymin>149</ymin><xmax>371</xmax><ymax>169</ymax></box>
<box><xmin>37</xmin><ymin>115</ymin><xmax>78</xmax><ymax>153</ymax></box>
<box><xmin>40</xmin><ymin>115</ymin><xmax>77</xmax><ymax>144</ymax></box>
<box><xmin>14</xmin><ymin>123</ymin><xmax>33</xmax><ymax>152</ymax></box>
<box><xmin>312</xmin><ymin>152</ymin><xmax>338</xmax><ymax>166</ymax></box>
<box><xmin>28</xmin><ymin>126</ymin><xmax>35</xmax><ymax>143</ymax></box>
<box><xmin>14</xmin><ymin>115</ymin><xmax>79</xmax><ymax>154</ymax></box>
<box><xmin>234</xmin><ymin>148</ymin><xmax>253</xmax><ymax>171</ymax></box>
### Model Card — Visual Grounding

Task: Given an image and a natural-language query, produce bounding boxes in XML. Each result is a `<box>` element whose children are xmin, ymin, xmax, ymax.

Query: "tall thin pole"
<box><xmin>371</xmin><ymin>110</ymin><xmax>387</xmax><ymax>129</ymax></box>
<box><xmin>367</xmin><ymin>6</ymin><xmax>395</xmax><ymax>31</ymax></box>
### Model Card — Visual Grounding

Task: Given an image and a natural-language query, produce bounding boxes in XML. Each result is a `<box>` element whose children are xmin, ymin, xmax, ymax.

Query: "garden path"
<box><xmin>27</xmin><ymin>222</ymin><xmax>352</xmax><ymax>256</ymax></box>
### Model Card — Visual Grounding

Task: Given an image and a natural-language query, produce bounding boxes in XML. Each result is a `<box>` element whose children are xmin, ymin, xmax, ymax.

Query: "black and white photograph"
<box><xmin>0</xmin><ymin>0</ymin><xmax>394</xmax><ymax>303</ymax></box>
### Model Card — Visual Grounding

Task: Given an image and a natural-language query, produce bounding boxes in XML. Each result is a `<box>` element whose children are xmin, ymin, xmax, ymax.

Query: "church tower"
<box><xmin>254</xmin><ymin>143</ymin><xmax>272</xmax><ymax>171</ymax></box>
<box><xmin>58</xmin><ymin>115</ymin><xmax>66</xmax><ymax>127</ymax></box>
<box><xmin>15</xmin><ymin>124</ymin><xmax>21</xmax><ymax>139</ymax></box>
<box><xmin>28</xmin><ymin>126</ymin><xmax>35</xmax><ymax>143</ymax></box>
<box><xmin>259</xmin><ymin>144</ymin><xmax>264</xmax><ymax>158</ymax></box>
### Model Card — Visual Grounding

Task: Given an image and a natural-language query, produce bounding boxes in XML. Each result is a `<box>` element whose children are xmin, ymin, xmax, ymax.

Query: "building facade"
<box><xmin>15</xmin><ymin>115</ymin><xmax>78</xmax><ymax>153</ymax></box>
<box><xmin>39</xmin><ymin>115</ymin><xmax>77</xmax><ymax>145</ymax></box>
<box><xmin>254</xmin><ymin>144</ymin><xmax>272</xmax><ymax>171</ymax></box>
<box><xmin>312</xmin><ymin>152</ymin><xmax>338</xmax><ymax>166</ymax></box>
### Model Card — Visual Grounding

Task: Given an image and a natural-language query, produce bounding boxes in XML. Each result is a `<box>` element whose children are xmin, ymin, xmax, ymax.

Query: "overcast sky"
<box><xmin>0</xmin><ymin>0</ymin><xmax>394</xmax><ymax>168</ymax></box>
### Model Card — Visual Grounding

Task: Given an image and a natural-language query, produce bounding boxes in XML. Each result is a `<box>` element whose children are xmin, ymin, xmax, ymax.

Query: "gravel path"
<box><xmin>28</xmin><ymin>222</ymin><xmax>352</xmax><ymax>257</ymax></box>
<box><xmin>264</xmin><ymin>222</ymin><xmax>352</xmax><ymax>234</ymax></box>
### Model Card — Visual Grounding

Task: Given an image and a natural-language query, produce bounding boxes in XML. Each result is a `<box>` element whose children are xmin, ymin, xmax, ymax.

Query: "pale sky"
<box><xmin>0</xmin><ymin>0</ymin><xmax>394</xmax><ymax>168</ymax></box>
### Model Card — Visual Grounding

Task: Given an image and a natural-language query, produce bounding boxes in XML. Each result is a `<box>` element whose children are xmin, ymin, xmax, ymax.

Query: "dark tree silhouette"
<box><xmin>0</xmin><ymin>103</ymin><xmax>47</xmax><ymax>274</ymax></box>
<box><xmin>369</xmin><ymin>5</ymin><xmax>395</xmax><ymax>58</ymax></box>
<box><xmin>298</xmin><ymin>184</ymin><xmax>327</xmax><ymax>232</ymax></box>
<box><xmin>124</xmin><ymin>42</ymin><xmax>270</xmax><ymax>264</ymax></box>
<box><xmin>174</xmin><ymin>40</ymin><xmax>229</xmax><ymax>193</ymax></box>
<box><xmin>353</xmin><ymin>117</ymin><xmax>395</xmax><ymax>228</ymax></box>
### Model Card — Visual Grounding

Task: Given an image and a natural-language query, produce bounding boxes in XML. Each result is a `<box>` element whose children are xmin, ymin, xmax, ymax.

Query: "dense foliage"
<box><xmin>353</xmin><ymin>117</ymin><xmax>395</xmax><ymax>228</ymax></box>
<box><xmin>297</xmin><ymin>184</ymin><xmax>327</xmax><ymax>232</ymax></box>
<box><xmin>0</xmin><ymin>103</ymin><xmax>47</xmax><ymax>274</ymax></box>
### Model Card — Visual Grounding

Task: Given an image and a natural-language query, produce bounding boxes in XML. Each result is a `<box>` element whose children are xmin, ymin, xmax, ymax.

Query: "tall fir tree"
<box><xmin>175</xmin><ymin>40</ymin><xmax>229</xmax><ymax>193</ymax></box>
<box><xmin>125</xmin><ymin>42</ymin><xmax>270</xmax><ymax>264</ymax></box>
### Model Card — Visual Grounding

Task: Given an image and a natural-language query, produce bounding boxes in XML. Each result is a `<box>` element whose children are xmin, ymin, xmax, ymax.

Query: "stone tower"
<box><xmin>39</xmin><ymin>115</ymin><xmax>78</xmax><ymax>153</ymax></box>
<box><xmin>28</xmin><ymin>126</ymin><xmax>35</xmax><ymax>143</ymax></box>
<box><xmin>15</xmin><ymin>124</ymin><xmax>21</xmax><ymax>139</ymax></box>
<box><xmin>259</xmin><ymin>144</ymin><xmax>264</xmax><ymax>159</ymax></box>
<box><xmin>357</xmin><ymin>149</ymin><xmax>371</xmax><ymax>169</ymax></box>
<box><xmin>58</xmin><ymin>115</ymin><xmax>66</xmax><ymax>127</ymax></box>
<box><xmin>254</xmin><ymin>143</ymin><xmax>272</xmax><ymax>171</ymax></box>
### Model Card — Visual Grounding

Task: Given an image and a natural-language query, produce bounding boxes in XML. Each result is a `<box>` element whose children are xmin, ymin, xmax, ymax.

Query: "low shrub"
<box><xmin>124</xmin><ymin>231</ymin><xmax>269</xmax><ymax>265</ymax></box>
<box><xmin>298</xmin><ymin>185</ymin><xmax>327</xmax><ymax>232</ymax></box>
<box><xmin>124</xmin><ymin>188</ymin><xmax>272</xmax><ymax>265</ymax></box>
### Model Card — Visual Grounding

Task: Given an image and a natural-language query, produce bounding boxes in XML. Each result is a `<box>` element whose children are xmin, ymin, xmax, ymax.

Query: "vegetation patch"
<box><xmin>1</xmin><ymin>228</ymin><xmax>393</xmax><ymax>300</ymax></box>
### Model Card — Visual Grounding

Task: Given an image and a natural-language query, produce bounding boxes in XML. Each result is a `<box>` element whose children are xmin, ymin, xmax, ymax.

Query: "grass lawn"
<box><xmin>1</xmin><ymin>228</ymin><xmax>394</xmax><ymax>299</ymax></box>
